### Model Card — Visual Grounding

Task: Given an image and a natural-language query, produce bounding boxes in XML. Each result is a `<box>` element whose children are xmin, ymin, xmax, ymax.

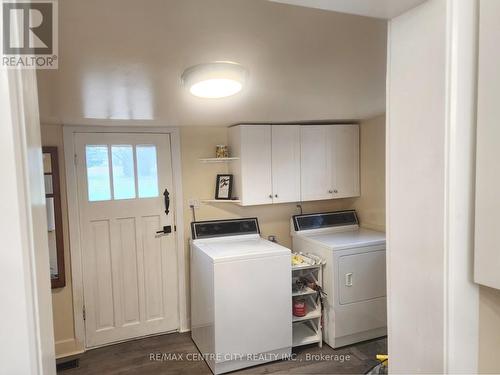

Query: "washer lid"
<box><xmin>307</xmin><ymin>228</ymin><xmax>386</xmax><ymax>250</ymax></box>
<box><xmin>194</xmin><ymin>235</ymin><xmax>291</xmax><ymax>262</ymax></box>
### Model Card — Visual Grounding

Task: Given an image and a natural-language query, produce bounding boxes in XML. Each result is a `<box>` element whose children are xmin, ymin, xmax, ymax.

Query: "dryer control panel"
<box><xmin>292</xmin><ymin>210</ymin><xmax>358</xmax><ymax>232</ymax></box>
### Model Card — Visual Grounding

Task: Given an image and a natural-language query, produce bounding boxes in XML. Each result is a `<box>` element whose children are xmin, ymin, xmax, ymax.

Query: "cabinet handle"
<box><xmin>328</xmin><ymin>190</ymin><xmax>333</xmax><ymax>194</ymax></box>
<box><xmin>334</xmin><ymin>189</ymin><xmax>338</xmax><ymax>194</ymax></box>
<box><xmin>269</xmin><ymin>194</ymin><xmax>273</xmax><ymax>199</ymax></box>
<box><xmin>275</xmin><ymin>194</ymin><xmax>278</xmax><ymax>198</ymax></box>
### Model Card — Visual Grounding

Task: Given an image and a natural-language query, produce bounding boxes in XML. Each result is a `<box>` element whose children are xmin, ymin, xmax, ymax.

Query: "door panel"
<box><xmin>331</xmin><ymin>125</ymin><xmax>360</xmax><ymax>198</ymax></box>
<box><xmin>240</xmin><ymin>125</ymin><xmax>273</xmax><ymax>205</ymax></box>
<box><xmin>117</xmin><ymin>217</ymin><xmax>140</xmax><ymax>325</ymax></box>
<box><xmin>76</xmin><ymin>133</ymin><xmax>178</xmax><ymax>347</ymax></box>
<box><xmin>338</xmin><ymin>250</ymin><xmax>386</xmax><ymax>305</ymax></box>
<box><xmin>272</xmin><ymin>125</ymin><xmax>301</xmax><ymax>203</ymax></box>
<box><xmin>91</xmin><ymin>219</ymin><xmax>114</xmax><ymax>330</ymax></box>
<box><xmin>300</xmin><ymin>126</ymin><xmax>332</xmax><ymax>201</ymax></box>
<box><xmin>142</xmin><ymin>214</ymin><xmax>164</xmax><ymax>320</ymax></box>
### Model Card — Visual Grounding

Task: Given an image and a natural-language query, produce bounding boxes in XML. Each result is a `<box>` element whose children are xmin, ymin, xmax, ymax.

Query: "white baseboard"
<box><xmin>55</xmin><ymin>338</ymin><xmax>85</xmax><ymax>360</ymax></box>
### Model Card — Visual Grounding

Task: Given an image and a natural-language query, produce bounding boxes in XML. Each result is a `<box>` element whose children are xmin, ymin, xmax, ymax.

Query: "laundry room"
<box><xmin>2</xmin><ymin>0</ymin><xmax>496</xmax><ymax>374</ymax></box>
<box><xmin>37</xmin><ymin>0</ymin><xmax>389</xmax><ymax>371</ymax></box>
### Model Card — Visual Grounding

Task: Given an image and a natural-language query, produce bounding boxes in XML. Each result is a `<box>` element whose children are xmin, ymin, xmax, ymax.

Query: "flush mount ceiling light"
<box><xmin>181</xmin><ymin>61</ymin><xmax>248</xmax><ymax>99</ymax></box>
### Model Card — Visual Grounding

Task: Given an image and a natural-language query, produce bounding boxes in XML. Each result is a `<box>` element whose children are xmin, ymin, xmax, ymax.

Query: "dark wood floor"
<box><xmin>59</xmin><ymin>333</ymin><xmax>387</xmax><ymax>375</ymax></box>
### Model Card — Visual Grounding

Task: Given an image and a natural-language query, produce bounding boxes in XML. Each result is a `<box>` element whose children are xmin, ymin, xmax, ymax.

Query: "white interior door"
<box><xmin>75</xmin><ymin>132</ymin><xmax>179</xmax><ymax>348</ymax></box>
<box><xmin>271</xmin><ymin>125</ymin><xmax>301</xmax><ymax>203</ymax></box>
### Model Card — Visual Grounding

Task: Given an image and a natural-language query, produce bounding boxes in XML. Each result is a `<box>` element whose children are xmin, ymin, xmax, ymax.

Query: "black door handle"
<box><xmin>163</xmin><ymin>188</ymin><xmax>170</xmax><ymax>216</ymax></box>
<box><xmin>156</xmin><ymin>225</ymin><xmax>172</xmax><ymax>235</ymax></box>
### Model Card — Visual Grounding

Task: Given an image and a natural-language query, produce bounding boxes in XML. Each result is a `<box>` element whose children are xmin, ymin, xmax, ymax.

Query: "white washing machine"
<box><xmin>291</xmin><ymin>210</ymin><xmax>386</xmax><ymax>348</ymax></box>
<box><xmin>190</xmin><ymin>218</ymin><xmax>292</xmax><ymax>374</ymax></box>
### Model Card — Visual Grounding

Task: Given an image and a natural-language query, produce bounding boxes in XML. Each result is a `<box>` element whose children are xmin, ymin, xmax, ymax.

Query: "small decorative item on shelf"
<box><xmin>293</xmin><ymin>298</ymin><xmax>307</xmax><ymax>317</ymax></box>
<box><xmin>215</xmin><ymin>144</ymin><xmax>229</xmax><ymax>158</ymax></box>
<box><xmin>292</xmin><ymin>254</ymin><xmax>305</xmax><ymax>266</ymax></box>
<box><xmin>295</xmin><ymin>278</ymin><xmax>306</xmax><ymax>292</ymax></box>
<box><xmin>215</xmin><ymin>174</ymin><xmax>233</xmax><ymax>200</ymax></box>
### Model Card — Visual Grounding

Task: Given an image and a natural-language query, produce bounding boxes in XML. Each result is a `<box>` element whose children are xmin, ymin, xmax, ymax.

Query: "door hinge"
<box><xmin>83</xmin><ymin>305</ymin><xmax>86</xmax><ymax>321</ymax></box>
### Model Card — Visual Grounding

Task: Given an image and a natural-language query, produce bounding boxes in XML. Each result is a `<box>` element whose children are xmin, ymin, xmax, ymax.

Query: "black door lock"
<box><xmin>163</xmin><ymin>189</ymin><xmax>170</xmax><ymax>216</ymax></box>
<box><xmin>156</xmin><ymin>225</ymin><xmax>172</xmax><ymax>235</ymax></box>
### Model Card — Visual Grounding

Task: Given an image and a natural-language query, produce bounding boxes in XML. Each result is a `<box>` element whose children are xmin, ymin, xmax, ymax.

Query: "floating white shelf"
<box><xmin>293</xmin><ymin>322</ymin><xmax>322</xmax><ymax>347</ymax></box>
<box><xmin>201</xmin><ymin>199</ymin><xmax>241</xmax><ymax>204</ymax></box>
<box><xmin>198</xmin><ymin>157</ymin><xmax>240</xmax><ymax>163</ymax></box>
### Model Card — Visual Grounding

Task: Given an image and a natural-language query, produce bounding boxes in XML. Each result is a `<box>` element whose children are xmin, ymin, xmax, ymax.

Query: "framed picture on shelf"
<box><xmin>215</xmin><ymin>174</ymin><xmax>233</xmax><ymax>200</ymax></box>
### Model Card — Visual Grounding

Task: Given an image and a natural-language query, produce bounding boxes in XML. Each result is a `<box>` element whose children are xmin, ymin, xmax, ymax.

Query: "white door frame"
<box><xmin>386</xmin><ymin>0</ymin><xmax>479</xmax><ymax>372</ymax></box>
<box><xmin>1</xmin><ymin>66</ymin><xmax>56</xmax><ymax>375</ymax></box>
<box><xmin>63</xmin><ymin>125</ymin><xmax>187</xmax><ymax>348</ymax></box>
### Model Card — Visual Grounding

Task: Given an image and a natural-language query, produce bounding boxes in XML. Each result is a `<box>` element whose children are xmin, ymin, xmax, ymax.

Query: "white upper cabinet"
<box><xmin>229</xmin><ymin>125</ymin><xmax>273</xmax><ymax>206</ymax></box>
<box><xmin>331</xmin><ymin>125</ymin><xmax>360</xmax><ymax>199</ymax></box>
<box><xmin>271</xmin><ymin>125</ymin><xmax>301</xmax><ymax>204</ymax></box>
<box><xmin>229</xmin><ymin>125</ymin><xmax>301</xmax><ymax>206</ymax></box>
<box><xmin>301</xmin><ymin>124</ymin><xmax>360</xmax><ymax>202</ymax></box>
<box><xmin>230</xmin><ymin>124</ymin><xmax>359</xmax><ymax>205</ymax></box>
<box><xmin>300</xmin><ymin>126</ymin><xmax>332</xmax><ymax>201</ymax></box>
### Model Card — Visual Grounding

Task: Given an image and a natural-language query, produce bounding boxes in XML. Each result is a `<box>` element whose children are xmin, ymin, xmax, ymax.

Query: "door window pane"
<box><xmin>136</xmin><ymin>145</ymin><xmax>159</xmax><ymax>198</ymax></box>
<box><xmin>111</xmin><ymin>145</ymin><xmax>136</xmax><ymax>199</ymax></box>
<box><xmin>86</xmin><ymin>146</ymin><xmax>112</xmax><ymax>201</ymax></box>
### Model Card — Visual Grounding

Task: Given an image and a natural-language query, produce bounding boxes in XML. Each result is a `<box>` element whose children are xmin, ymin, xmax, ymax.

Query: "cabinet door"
<box><xmin>240</xmin><ymin>125</ymin><xmax>273</xmax><ymax>205</ymax></box>
<box><xmin>338</xmin><ymin>250</ymin><xmax>386</xmax><ymax>305</ymax></box>
<box><xmin>330</xmin><ymin>125</ymin><xmax>360</xmax><ymax>198</ymax></box>
<box><xmin>300</xmin><ymin>126</ymin><xmax>332</xmax><ymax>201</ymax></box>
<box><xmin>272</xmin><ymin>125</ymin><xmax>301</xmax><ymax>203</ymax></box>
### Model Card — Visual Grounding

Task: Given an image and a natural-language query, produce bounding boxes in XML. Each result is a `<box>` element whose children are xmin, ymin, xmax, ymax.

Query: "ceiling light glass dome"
<box><xmin>181</xmin><ymin>61</ymin><xmax>248</xmax><ymax>99</ymax></box>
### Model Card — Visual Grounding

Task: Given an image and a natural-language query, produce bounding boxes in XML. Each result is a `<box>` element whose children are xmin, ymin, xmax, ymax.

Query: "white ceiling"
<box><xmin>270</xmin><ymin>0</ymin><xmax>427</xmax><ymax>19</ymax></box>
<box><xmin>37</xmin><ymin>0</ymin><xmax>388</xmax><ymax>127</ymax></box>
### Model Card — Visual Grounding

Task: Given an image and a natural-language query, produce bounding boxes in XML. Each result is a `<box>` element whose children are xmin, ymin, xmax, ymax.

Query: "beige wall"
<box><xmin>354</xmin><ymin>115</ymin><xmax>386</xmax><ymax>231</ymax></box>
<box><xmin>479</xmin><ymin>286</ymin><xmax>500</xmax><ymax>373</ymax></box>
<box><xmin>40</xmin><ymin>125</ymin><xmax>78</xmax><ymax>355</ymax></box>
